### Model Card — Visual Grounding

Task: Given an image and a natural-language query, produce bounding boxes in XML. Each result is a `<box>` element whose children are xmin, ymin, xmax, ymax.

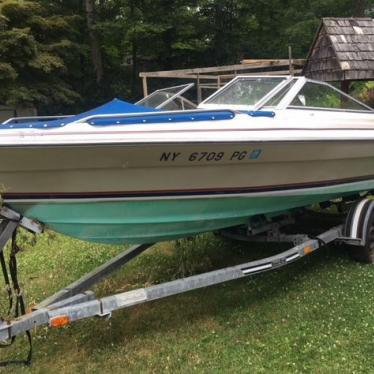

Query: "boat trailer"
<box><xmin>1</xmin><ymin>199</ymin><xmax>374</xmax><ymax>364</ymax></box>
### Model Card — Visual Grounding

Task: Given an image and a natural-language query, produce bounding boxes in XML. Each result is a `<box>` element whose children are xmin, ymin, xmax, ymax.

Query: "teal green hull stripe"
<box><xmin>9</xmin><ymin>182</ymin><xmax>370</xmax><ymax>244</ymax></box>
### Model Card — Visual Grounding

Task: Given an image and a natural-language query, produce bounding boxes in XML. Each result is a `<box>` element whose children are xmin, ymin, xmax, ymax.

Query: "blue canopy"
<box><xmin>0</xmin><ymin>98</ymin><xmax>155</xmax><ymax>129</ymax></box>
<box><xmin>0</xmin><ymin>98</ymin><xmax>240</xmax><ymax>129</ymax></box>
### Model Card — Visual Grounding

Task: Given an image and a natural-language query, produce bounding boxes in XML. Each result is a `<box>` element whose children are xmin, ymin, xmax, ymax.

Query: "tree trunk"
<box><xmin>131</xmin><ymin>39</ymin><xmax>138</xmax><ymax>97</ymax></box>
<box><xmin>84</xmin><ymin>0</ymin><xmax>103</xmax><ymax>84</ymax></box>
<box><xmin>130</xmin><ymin>0</ymin><xmax>138</xmax><ymax>97</ymax></box>
<box><xmin>353</xmin><ymin>0</ymin><xmax>366</xmax><ymax>17</ymax></box>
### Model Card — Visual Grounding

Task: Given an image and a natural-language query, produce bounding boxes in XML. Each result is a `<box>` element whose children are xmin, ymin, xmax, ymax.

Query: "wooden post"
<box><xmin>341</xmin><ymin>80</ymin><xmax>350</xmax><ymax>94</ymax></box>
<box><xmin>340</xmin><ymin>80</ymin><xmax>350</xmax><ymax>107</ymax></box>
<box><xmin>142</xmin><ymin>76</ymin><xmax>148</xmax><ymax>97</ymax></box>
<box><xmin>197</xmin><ymin>73</ymin><xmax>202</xmax><ymax>104</ymax></box>
<box><xmin>288</xmin><ymin>46</ymin><xmax>294</xmax><ymax>76</ymax></box>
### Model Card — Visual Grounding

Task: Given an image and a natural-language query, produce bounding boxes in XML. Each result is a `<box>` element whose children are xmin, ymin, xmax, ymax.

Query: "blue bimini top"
<box><xmin>0</xmin><ymin>98</ymin><xmax>155</xmax><ymax>130</ymax></box>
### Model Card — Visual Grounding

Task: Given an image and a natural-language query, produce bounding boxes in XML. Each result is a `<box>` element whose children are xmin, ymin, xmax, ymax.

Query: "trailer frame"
<box><xmin>1</xmin><ymin>200</ymin><xmax>373</xmax><ymax>360</ymax></box>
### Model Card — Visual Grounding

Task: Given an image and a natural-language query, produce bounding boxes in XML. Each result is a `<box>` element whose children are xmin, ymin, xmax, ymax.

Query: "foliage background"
<box><xmin>0</xmin><ymin>0</ymin><xmax>373</xmax><ymax>114</ymax></box>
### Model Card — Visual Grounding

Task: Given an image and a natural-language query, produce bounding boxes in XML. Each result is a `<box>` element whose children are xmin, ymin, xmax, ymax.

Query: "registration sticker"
<box><xmin>249</xmin><ymin>149</ymin><xmax>262</xmax><ymax>160</ymax></box>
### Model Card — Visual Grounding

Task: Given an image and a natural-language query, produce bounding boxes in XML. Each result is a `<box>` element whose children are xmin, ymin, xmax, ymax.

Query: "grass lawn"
<box><xmin>1</xmin><ymin>227</ymin><xmax>374</xmax><ymax>373</ymax></box>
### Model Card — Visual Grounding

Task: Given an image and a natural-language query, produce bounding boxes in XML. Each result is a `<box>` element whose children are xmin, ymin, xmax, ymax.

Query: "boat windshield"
<box><xmin>289</xmin><ymin>81</ymin><xmax>372</xmax><ymax>111</ymax></box>
<box><xmin>202</xmin><ymin>77</ymin><xmax>287</xmax><ymax>106</ymax></box>
<box><xmin>136</xmin><ymin>83</ymin><xmax>196</xmax><ymax>110</ymax></box>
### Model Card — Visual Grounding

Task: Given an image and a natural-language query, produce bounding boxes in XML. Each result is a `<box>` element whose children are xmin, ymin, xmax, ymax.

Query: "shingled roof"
<box><xmin>303</xmin><ymin>18</ymin><xmax>374</xmax><ymax>81</ymax></box>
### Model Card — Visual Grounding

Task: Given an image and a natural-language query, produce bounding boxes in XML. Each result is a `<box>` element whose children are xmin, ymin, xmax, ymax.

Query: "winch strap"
<box><xmin>0</xmin><ymin>249</ymin><xmax>13</xmax><ymax>315</ymax></box>
<box><xmin>0</xmin><ymin>228</ymin><xmax>32</xmax><ymax>366</ymax></box>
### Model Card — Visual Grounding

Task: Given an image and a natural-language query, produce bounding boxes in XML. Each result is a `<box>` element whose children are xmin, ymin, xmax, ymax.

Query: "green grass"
<box><xmin>2</xmin><ymin>228</ymin><xmax>374</xmax><ymax>373</ymax></box>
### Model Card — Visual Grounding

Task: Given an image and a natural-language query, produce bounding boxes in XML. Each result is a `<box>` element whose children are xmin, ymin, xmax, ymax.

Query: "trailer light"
<box><xmin>303</xmin><ymin>246</ymin><xmax>313</xmax><ymax>255</ymax></box>
<box><xmin>50</xmin><ymin>315</ymin><xmax>70</xmax><ymax>328</ymax></box>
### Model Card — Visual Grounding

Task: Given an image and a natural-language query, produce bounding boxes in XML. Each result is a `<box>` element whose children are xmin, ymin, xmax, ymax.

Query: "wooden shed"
<box><xmin>303</xmin><ymin>17</ymin><xmax>374</xmax><ymax>90</ymax></box>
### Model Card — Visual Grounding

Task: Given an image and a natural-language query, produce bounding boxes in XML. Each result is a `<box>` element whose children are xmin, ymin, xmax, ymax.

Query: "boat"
<box><xmin>0</xmin><ymin>75</ymin><xmax>373</xmax><ymax>244</ymax></box>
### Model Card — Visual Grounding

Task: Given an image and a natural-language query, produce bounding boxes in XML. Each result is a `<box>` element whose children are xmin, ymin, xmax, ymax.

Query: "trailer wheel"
<box><xmin>343</xmin><ymin>198</ymin><xmax>374</xmax><ymax>263</ymax></box>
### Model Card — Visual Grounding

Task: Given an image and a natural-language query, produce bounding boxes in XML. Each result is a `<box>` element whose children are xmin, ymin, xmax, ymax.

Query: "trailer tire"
<box><xmin>343</xmin><ymin>198</ymin><xmax>374</xmax><ymax>263</ymax></box>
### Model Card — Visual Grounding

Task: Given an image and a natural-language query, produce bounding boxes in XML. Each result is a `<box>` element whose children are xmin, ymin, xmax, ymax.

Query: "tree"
<box><xmin>354</xmin><ymin>0</ymin><xmax>367</xmax><ymax>16</ymax></box>
<box><xmin>84</xmin><ymin>0</ymin><xmax>103</xmax><ymax>84</ymax></box>
<box><xmin>2</xmin><ymin>0</ymin><xmax>373</xmax><ymax>113</ymax></box>
<box><xmin>197</xmin><ymin>0</ymin><xmax>258</xmax><ymax>64</ymax></box>
<box><xmin>0</xmin><ymin>0</ymin><xmax>83</xmax><ymax>113</ymax></box>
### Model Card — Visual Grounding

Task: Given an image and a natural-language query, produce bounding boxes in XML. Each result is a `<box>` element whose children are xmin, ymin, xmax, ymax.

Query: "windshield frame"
<box><xmin>199</xmin><ymin>75</ymin><xmax>374</xmax><ymax>113</ymax></box>
<box><xmin>283</xmin><ymin>78</ymin><xmax>374</xmax><ymax>113</ymax></box>
<box><xmin>199</xmin><ymin>75</ymin><xmax>290</xmax><ymax>110</ymax></box>
<box><xmin>136</xmin><ymin>83</ymin><xmax>195</xmax><ymax>109</ymax></box>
